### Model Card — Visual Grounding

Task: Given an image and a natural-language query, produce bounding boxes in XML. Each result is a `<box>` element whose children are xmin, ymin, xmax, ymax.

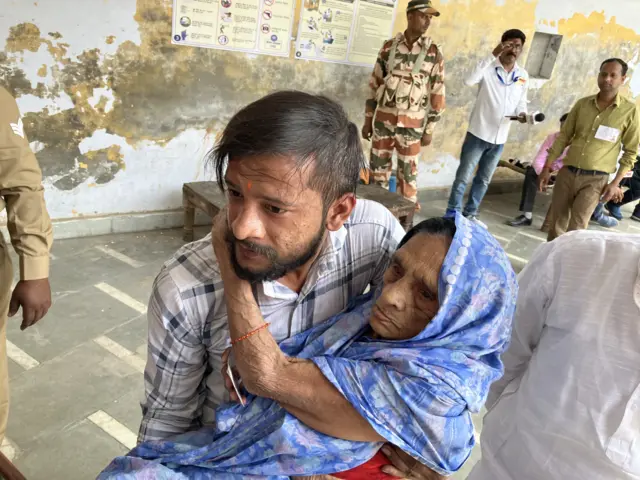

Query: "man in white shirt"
<box><xmin>447</xmin><ymin>29</ymin><xmax>529</xmax><ymax>223</ymax></box>
<box><xmin>469</xmin><ymin>230</ymin><xmax>640</xmax><ymax>480</ymax></box>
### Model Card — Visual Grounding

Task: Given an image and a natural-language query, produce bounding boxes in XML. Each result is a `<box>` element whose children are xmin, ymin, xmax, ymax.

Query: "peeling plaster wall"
<box><xmin>1</xmin><ymin>0</ymin><xmax>639</xmax><ymax>221</ymax></box>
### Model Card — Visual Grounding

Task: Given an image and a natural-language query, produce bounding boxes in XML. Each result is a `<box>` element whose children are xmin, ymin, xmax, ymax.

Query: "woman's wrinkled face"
<box><xmin>369</xmin><ymin>233</ymin><xmax>451</xmax><ymax>340</ymax></box>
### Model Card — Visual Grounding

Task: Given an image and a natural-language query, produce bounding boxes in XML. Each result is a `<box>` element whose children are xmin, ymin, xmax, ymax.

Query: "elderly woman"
<box><xmin>100</xmin><ymin>213</ymin><xmax>517</xmax><ymax>479</ymax></box>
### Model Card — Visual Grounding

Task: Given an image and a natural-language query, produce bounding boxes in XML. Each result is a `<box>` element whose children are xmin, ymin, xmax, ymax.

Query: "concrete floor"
<box><xmin>3</xmin><ymin>191</ymin><xmax>640</xmax><ymax>479</ymax></box>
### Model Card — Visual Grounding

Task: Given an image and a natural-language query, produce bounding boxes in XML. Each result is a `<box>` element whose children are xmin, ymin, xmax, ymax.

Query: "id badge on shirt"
<box><xmin>595</xmin><ymin>125</ymin><xmax>620</xmax><ymax>143</ymax></box>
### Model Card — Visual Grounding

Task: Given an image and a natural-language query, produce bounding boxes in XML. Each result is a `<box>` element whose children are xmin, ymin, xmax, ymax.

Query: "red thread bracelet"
<box><xmin>231</xmin><ymin>323</ymin><xmax>270</xmax><ymax>345</ymax></box>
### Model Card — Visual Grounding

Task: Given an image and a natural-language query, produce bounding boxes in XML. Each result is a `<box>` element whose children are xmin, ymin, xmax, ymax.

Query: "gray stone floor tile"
<box><xmin>5</xmin><ymin>285</ymin><xmax>143</xmax><ymax>363</ymax></box>
<box><xmin>104</xmin><ymin>315</ymin><xmax>147</xmax><ymax>355</ymax></box>
<box><xmin>14</xmin><ymin>419</ymin><xmax>128</xmax><ymax>480</ymax></box>
<box><xmin>6</xmin><ymin>341</ymin><xmax>141</xmax><ymax>447</ymax></box>
<box><xmin>95</xmin><ymin>229</ymin><xmax>186</xmax><ymax>265</ymax></box>
<box><xmin>106</xmin><ymin>262</ymin><xmax>163</xmax><ymax>307</ymax></box>
<box><xmin>7</xmin><ymin>358</ymin><xmax>24</xmax><ymax>380</ymax></box>
<box><xmin>103</xmin><ymin>389</ymin><xmax>145</xmax><ymax>434</ymax></box>
<box><xmin>47</xmin><ymin>247</ymin><xmax>138</xmax><ymax>294</ymax></box>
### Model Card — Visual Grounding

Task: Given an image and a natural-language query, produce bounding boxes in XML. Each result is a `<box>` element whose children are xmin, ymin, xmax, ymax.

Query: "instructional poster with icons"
<box><xmin>172</xmin><ymin>0</ymin><xmax>295</xmax><ymax>57</ymax></box>
<box><xmin>294</xmin><ymin>0</ymin><xmax>397</xmax><ymax>66</ymax></box>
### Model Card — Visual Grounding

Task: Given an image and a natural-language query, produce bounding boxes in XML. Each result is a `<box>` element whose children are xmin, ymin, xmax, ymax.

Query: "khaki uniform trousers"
<box><xmin>369</xmin><ymin>106</ymin><xmax>425</xmax><ymax>203</ymax></box>
<box><xmin>0</xmin><ymin>237</ymin><xmax>12</xmax><ymax>444</ymax></box>
<box><xmin>548</xmin><ymin>167</ymin><xmax>609</xmax><ymax>241</ymax></box>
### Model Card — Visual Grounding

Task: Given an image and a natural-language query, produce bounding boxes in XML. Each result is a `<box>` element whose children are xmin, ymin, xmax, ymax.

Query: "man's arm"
<box><xmin>424</xmin><ymin>49</ymin><xmax>446</xmax><ymax>138</ymax></box>
<box><xmin>464</xmin><ymin>53</ymin><xmax>495</xmax><ymax>87</ymax></box>
<box><xmin>138</xmin><ymin>270</ymin><xmax>208</xmax><ymax>443</ymax></box>
<box><xmin>0</xmin><ymin>88</ymin><xmax>53</xmax><ymax>330</ymax></box>
<box><xmin>614</xmin><ymin>107</ymin><xmax>639</xmax><ymax>180</ymax></box>
<box><xmin>223</xmin><ymin>271</ymin><xmax>383</xmax><ymax>442</ymax></box>
<box><xmin>364</xmin><ymin>42</ymin><xmax>389</xmax><ymax>120</ymax></box>
<box><xmin>600</xmin><ymin>107</ymin><xmax>639</xmax><ymax>202</ymax></box>
<box><xmin>486</xmin><ymin>243</ymin><xmax>553</xmax><ymax>409</ymax></box>
<box><xmin>211</xmin><ymin>213</ymin><xmax>382</xmax><ymax>442</ymax></box>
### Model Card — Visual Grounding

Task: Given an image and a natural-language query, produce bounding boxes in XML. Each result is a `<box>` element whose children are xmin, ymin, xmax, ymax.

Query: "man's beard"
<box><xmin>226</xmin><ymin>224</ymin><xmax>326</xmax><ymax>283</ymax></box>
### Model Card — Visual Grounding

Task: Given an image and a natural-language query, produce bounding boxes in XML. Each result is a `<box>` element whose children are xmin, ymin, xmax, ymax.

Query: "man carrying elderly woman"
<box><xmin>102</xmin><ymin>91</ymin><xmax>517</xmax><ymax>479</ymax></box>
<box><xmin>100</xmin><ymin>210</ymin><xmax>516</xmax><ymax>479</ymax></box>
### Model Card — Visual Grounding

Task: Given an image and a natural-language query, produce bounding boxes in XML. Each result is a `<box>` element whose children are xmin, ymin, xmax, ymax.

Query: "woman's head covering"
<box><xmin>310</xmin><ymin>212</ymin><xmax>518</xmax><ymax>473</ymax></box>
<box><xmin>401</xmin><ymin>211</ymin><xmax>518</xmax><ymax>409</ymax></box>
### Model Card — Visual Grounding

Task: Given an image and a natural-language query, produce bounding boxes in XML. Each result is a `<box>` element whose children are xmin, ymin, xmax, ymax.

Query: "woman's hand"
<box><xmin>381</xmin><ymin>445</ymin><xmax>445</xmax><ymax>480</ymax></box>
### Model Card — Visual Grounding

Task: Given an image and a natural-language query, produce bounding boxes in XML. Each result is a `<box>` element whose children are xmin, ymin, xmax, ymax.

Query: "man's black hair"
<box><xmin>209</xmin><ymin>90</ymin><xmax>365</xmax><ymax>205</ymax></box>
<box><xmin>398</xmin><ymin>217</ymin><xmax>457</xmax><ymax>249</ymax></box>
<box><xmin>560</xmin><ymin>113</ymin><xmax>569</xmax><ymax>123</ymax></box>
<box><xmin>600</xmin><ymin>58</ymin><xmax>628</xmax><ymax>76</ymax></box>
<box><xmin>501</xmin><ymin>29</ymin><xmax>526</xmax><ymax>45</ymax></box>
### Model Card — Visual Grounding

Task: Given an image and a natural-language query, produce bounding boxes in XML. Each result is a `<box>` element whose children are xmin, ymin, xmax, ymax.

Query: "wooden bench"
<box><xmin>182</xmin><ymin>181</ymin><xmax>415</xmax><ymax>242</ymax></box>
<box><xmin>0</xmin><ymin>451</ymin><xmax>26</xmax><ymax>480</ymax></box>
<box><xmin>183</xmin><ymin>182</ymin><xmax>227</xmax><ymax>242</ymax></box>
<box><xmin>356</xmin><ymin>183</ymin><xmax>415</xmax><ymax>231</ymax></box>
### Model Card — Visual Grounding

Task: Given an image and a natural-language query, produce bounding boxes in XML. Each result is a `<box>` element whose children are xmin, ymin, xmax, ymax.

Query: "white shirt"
<box><xmin>465</xmin><ymin>55</ymin><xmax>529</xmax><ymax>145</ymax></box>
<box><xmin>139</xmin><ymin>199</ymin><xmax>405</xmax><ymax>442</ymax></box>
<box><xmin>469</xmin><ymin>231</ymin><xmax>640</xmax><ymax>480</ymax></box>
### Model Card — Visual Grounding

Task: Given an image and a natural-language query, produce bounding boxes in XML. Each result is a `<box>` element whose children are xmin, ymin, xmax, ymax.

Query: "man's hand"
<box><xmin>221</xmin><ymin>347</ymin><xmax>245</xmax><ymax>403</ymax></box>
<box><xmin>381</xmin><ymin>445</ymin><xmax>445</xmax><ymax>480</ymax></box>
<box><xmin>601</xmin><ymin>183</ymin><xmax>623</xmax><ymax>204</ymax></box>
<box><xmin>421</xmin><ymin>133</ymin><xmax>432</xmax><ymax>147</ymax></box>
<box><xmin>537</xmin><ymin>167</ymin><xmax>553</xmax><ymax>192</ymax></box>
<box><xmin>516</xmin><ymin>112</ymin><xmax>527</xmax><ymax>124</ymax></box>
<box><xmin>9</xmin><ymin>278</ymin><xmax>52</xmax><ymax>330</ymax></box>
<box><xmin>611</xmin><ymin>187</ymin><xmax>625</xmax><ymax>203</ymax></box>
<box><xmin>492</xmin><ymin>41</ymin><xmax>511</xmax><ymax>58</ymax></box>
<box><xmin>362</xmin><ymin>121</ymin><xmax>373</xmax><ymax>141</ymax></box>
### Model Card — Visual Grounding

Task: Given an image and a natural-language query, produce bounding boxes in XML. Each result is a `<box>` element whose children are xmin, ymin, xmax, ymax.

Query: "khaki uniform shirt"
<box><xmin>547</xmin><ymin>94</ymin><xmax>640</xmax><ymax>174</ymax></box>
<box><xmin>365</xmin><ymin>32</ymin><xmax>446</xmax><ymax>135</ymax></box>
<box><xmin>0</xmin><ymin>86</ymin><xmax>52</xmax><ymax>280</ymax></box>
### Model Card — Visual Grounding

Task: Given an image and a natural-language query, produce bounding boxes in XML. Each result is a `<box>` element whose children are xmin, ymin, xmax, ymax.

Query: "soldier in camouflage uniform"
<box><xmin>361</xmin><ymin>0</ymin><xmax>445</xmax><ymax>207</ymax></box>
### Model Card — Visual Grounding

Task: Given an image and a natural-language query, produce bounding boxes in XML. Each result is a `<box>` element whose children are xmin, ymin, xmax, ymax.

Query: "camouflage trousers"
<box><xmin>369</xmin><ymin>106</ymin><xmax>425</xmax><ymax>203</ymax></box>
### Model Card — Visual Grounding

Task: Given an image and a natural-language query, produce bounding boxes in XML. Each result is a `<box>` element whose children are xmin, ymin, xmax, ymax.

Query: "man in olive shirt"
<box><xmin>0</xmin><ymin>86</ymin><xmax>53</xmax><ymax>443</ymax></box>
<box><xmin>539</xmin><ymin>58</ymin><xmax>640</xmax><ymax>241</ymax></box>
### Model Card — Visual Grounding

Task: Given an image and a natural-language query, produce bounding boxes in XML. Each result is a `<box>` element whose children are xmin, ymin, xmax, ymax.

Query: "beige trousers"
<box><xmin>0</xmin><ymin>238</ymin><xmax>12</xmax><ymax>444</ymax></box>
<box><xmin>548</xmin><ymin>167</ymin><xmax>609</xmax><ymax>241</ymax></box>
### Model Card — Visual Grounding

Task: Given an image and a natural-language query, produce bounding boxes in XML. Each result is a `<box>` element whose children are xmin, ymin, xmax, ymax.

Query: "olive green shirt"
<box><xmin>0</xmin><ymin>86</ymin><xmax>53</xmax><ymax>280</ymax></box>
<box><xmin>546</xmin><ymin>93</ymin><xmax>640</xmax><ymax>174</ymax></box>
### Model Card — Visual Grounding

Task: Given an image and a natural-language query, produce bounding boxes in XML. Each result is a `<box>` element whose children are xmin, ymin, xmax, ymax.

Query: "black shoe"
<box><xmin>507</xmin><ymin>215</ymin><xmax>533</xmax><ymax>227</ymax></box>
<box><xmin>632</xmin><ymin>211</ymin><xmax>640</xmax><ymax>222</ymax></box>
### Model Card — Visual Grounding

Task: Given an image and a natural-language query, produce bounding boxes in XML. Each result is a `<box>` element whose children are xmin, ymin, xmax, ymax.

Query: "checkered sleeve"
<box><xmin>138</xmin><ymin>267</ymin><xmax>209</xmax><ymax>443</ymax></box>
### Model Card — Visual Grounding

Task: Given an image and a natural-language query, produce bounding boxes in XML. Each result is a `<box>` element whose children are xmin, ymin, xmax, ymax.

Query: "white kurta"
<box><xmin>469</xmin><ymin>230</ymin><xmax>640</xmax><ymax>480</ymax></box>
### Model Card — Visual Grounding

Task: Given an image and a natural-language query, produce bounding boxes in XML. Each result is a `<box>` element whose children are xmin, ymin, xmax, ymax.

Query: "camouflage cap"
<box><xmin>406</xmin><ymin>0</ymin><xmax>440</xmax><ymax>16</ymax></box>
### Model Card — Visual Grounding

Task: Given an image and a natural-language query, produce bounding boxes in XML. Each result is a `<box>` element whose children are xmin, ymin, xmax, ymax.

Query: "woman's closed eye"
<box><xmin>389</xmin><ymin>262</ymin><xmax>403</xmax><ymax>279</ymax></box>
<box><xmin>419</xmin><ymin>288</ymin><xmax>436</xmax><ymax>301</ymax></box>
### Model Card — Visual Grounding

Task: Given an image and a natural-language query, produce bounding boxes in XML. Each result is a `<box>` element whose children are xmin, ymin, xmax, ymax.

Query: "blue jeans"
<box><xmin>447</xmin><ymin>132</ymin><xmax>504</xmax><ymax>216</ymax></box>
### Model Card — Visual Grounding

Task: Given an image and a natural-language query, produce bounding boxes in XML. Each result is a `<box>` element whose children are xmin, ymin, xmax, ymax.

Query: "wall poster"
<box><xmin>294</xmin><ymin>0</ymin><xmax>397</xmax><ymax>66</ymax></box>
<box><xmin>172</xmin><ymin>0</ymin><xmax>296</xmax><ymax>57</ymax></box>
